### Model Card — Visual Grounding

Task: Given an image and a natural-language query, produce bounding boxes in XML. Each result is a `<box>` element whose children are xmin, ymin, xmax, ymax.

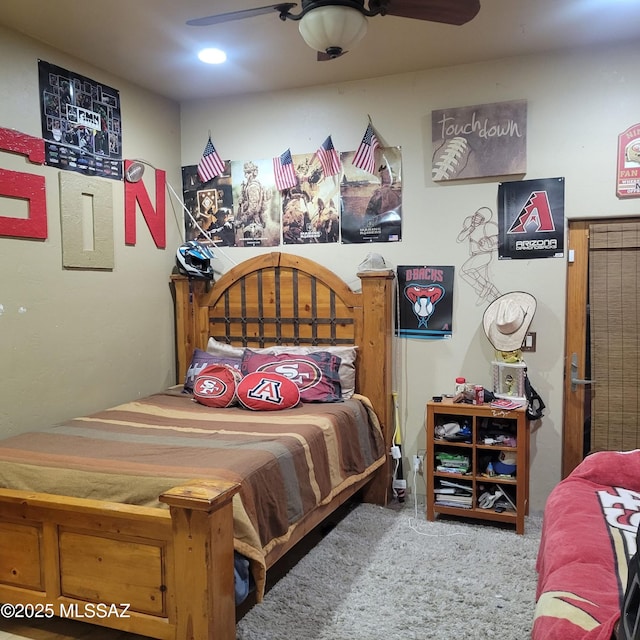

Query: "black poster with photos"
<box><xmin>38</xmin><ymin>60</ymin><xmax>123</xmax><ymax>180</ymax></box>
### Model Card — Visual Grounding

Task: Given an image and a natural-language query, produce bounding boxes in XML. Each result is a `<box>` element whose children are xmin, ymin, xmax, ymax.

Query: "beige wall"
<box><xmin>180</xmin><ymin>41</ymin><xmax>639</xmax><ymax>510</ymax></box>
<box><xmin>1</xmin><ymin>22</ymin><xmax>638</xmax><ymax>510</ymax></box>
<box><xmin>0</xmin><ymin>26</ymin><xmax>183</xmax><ymax>437</ymax></box>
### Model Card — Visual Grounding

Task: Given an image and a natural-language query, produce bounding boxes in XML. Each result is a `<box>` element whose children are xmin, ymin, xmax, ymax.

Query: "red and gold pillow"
<box><xmin>236</xmin><ymin>372</ymin><xmax>300</xmax><ymax>411</ymax></box>
<box><xmin>193</xmin><ymin>364</ymin><xmax>242</xmax><ymax>408</ymax></box>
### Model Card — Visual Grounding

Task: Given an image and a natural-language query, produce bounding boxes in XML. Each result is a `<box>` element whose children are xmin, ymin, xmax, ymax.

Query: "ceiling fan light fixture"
<box><xmin>298</xmin><ymin>6</ymin><xmax>368</xmax><ymax>57</ymax></box>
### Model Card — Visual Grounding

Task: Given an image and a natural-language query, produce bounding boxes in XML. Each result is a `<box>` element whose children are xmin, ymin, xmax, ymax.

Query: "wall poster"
<box><xmin>279</xmin><ymin>152</ymin><xmax>340</xmax><ymax>245</ymax></box>
<box><xmin>181</xmin><ymin>146</ymin><xmax>402</xmax><ymax>246</ymax></box>
<box><xmin>340</xmin><ymin>146</ymin><xmax>402</xmax><ymax>244</ymax></box>
<box><xmin>617</xmin><ymin>123</ymin><xmax>640</xmax><ymax>198</ymax></box>
<box><xmin>182</xmin><ymin>159</ymin><xmax>281</xmax><ymax>248</ymax></box>
<box><xmin>497</xmin><ymin>177</ymin><xmax>565</xmax><ymax>260</ymax></box>
<box><xmin>432</xmin><ymin>100</ymin><xmax>527</xmax><ymax>181</ymax></box>
<box><xmin>38</xmin><ymin>60</ymin><xmax>123</xmax><ymax>180</ymax></box>
<box><xmin>396</xmin><ymin>265</ymin><xmax>454</xmax><ymax>339</ymax></box>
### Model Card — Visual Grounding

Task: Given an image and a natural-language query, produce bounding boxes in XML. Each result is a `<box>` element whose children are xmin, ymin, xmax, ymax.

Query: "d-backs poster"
<box><xmin>497</xmin><ymin>177</ymin><xmax>564</xmax><ymax>259</ymax></box>
<box><xmin>397</xmin><ymin>265</ymin><xmax>454</xmax><ymax>339</ymax></box>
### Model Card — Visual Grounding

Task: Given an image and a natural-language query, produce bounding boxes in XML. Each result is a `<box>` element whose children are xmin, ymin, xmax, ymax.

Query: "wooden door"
<box><xmin>563</xmin><ymin>217</ymin><xmax>640</xmax><ymax>477</ymax></box>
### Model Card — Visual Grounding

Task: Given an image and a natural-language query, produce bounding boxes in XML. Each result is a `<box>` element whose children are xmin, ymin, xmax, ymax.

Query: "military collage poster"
<box><xmin>181</xmin><ymin>146</ymin><xmax>402</xmax><ymax>247</ymax></box>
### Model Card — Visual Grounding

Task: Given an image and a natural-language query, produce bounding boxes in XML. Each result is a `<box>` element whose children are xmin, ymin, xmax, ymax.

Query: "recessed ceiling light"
<box><xmin>198</xmin><ymin>48</ymin><xmax>227</xmax><ymax>64</ymax></box>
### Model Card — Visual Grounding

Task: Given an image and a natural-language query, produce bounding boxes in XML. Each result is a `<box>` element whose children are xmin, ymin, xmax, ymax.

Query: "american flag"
<box><xmin>273</xmin><ymin>148</ymin><xmax>297</xmax><ymax>191</ymax></box>
<box><xmin>316</xmin><ymin>135</ymin><xmax>341</xmax><ymax>178</ymax></box>
<box><xmin>197</xmin><ymin>136</ymin><xmax>226</xmax><ymax>183</ymax></box>
<box><xmin>353</xmin><ymin>123</ymin><xmax>380</xmax><ymax>174</ymax></box>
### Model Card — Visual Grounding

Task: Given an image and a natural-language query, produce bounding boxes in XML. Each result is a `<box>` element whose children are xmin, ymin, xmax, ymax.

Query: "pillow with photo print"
<box><xmin>183</xmin><ymin>348</ymin><xmax>242</xmax><ymax>394</ymax></box>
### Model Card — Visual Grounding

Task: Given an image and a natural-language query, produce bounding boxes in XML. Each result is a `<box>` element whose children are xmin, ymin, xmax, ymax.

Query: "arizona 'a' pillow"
<box><xmin>236</xmin><ymin>372</ymin><xmax>300</xmax><ymax>411</ymax></box>
<box><xmin>184</xmin><ymin>348</ymin><xmax>242</xmax><ymax>393</ymax></box>
<box><xmin>193</xmin><ymin>364</ymin><xmax>242</xmax><ymax>408</ymax></box>
<box><xmin>241</xmin><ymin>349</ymin><xmax>342</xmax><ymax>403</ymax></box>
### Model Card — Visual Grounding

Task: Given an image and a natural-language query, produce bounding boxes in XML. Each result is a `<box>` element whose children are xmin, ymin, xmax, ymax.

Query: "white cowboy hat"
<box><xmin>482</xmin><ymin>291</ymin><xmax>537</xmax><ymax>352</ymax></box>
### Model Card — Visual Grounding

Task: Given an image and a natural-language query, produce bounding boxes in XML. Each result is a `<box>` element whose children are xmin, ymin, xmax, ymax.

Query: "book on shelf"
<box><xmin>436</xmin><ymin>466</ymin><xmax>470</xmax><ymax>474</ymax></box>
<box><xmin>435</xmin><ymin>499</ymin><xmax>472</xmax><ymax>509</ymax></box>
<box><xmin>436</xmin><ymin>494</ymin><xmax>472</xmax><ymax>500</ymax></box>
<box><xmin>439</xmin><ymin>479</ymin><xmax>473</xmax><ymax>492</ymax></box>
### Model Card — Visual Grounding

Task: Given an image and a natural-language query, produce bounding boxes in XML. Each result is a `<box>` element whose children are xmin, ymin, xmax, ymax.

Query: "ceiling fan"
<box><xmin>186</xmin><ymin>0</ymin><xmax>481</xmax><ymax>61</ymax></box>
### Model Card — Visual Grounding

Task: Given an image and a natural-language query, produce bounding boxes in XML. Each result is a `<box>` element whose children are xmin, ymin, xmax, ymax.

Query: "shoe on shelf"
<box><xmin>478</xmin><ymin>491</ymin><xmax>501</xmax><ymax>509</ymax></box>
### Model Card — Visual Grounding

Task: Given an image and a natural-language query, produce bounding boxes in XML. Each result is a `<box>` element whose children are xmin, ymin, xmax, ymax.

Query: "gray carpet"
<box><xmin>237</xmin><ymin>501</ymin><xmax>543</xmax><ymax>640</ymax></box>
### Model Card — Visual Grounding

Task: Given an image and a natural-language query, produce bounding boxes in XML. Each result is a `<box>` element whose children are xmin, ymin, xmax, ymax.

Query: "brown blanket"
<box><xmin>0</xmin><ymin>390</ymin><xmax>385</xmax><ymax>599</ymax></box>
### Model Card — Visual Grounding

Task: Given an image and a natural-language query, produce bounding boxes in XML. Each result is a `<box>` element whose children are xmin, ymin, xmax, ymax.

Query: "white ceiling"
<box><xmin>0</xmin><ymin>0</ymin><xmax>638</xmax><ymax>103</ymax></box>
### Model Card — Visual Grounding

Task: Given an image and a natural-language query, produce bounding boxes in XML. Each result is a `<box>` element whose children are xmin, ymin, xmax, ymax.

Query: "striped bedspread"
<box><xmin>0</xmin><ymin>390</ymin><xmax>385</xmax><ymax>598</ymax></box>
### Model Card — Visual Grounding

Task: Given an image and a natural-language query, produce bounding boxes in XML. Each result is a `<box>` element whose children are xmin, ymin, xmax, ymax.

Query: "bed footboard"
<box><xmin>0</xmin><ymin>480</ymin><xmax>239</xmax><ymax>640</ymax></box>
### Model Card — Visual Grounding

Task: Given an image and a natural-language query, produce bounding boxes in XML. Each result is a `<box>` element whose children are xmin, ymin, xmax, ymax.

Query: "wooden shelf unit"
<box><xmin>425</xmin><ymin>399</ymin><xmax>530</xmax><ymax>534</ymax></box>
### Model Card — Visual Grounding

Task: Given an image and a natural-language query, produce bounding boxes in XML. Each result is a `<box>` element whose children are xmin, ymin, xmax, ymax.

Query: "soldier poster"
<box><xmin>231</xmin><ymin>159</ymin><xmax>280</xmax><ymax>247</ymax></box>
<box><xmin>396</xmin><ymin>265</ymin><xmax>454</xmax><ymax>339</ymax></box>
<box><xmin>497</xmin><ymin>177</ymin><xmax>565</xmax><ymax>260</ymax></box>
<box><xmin>181</xmin><ymin>163</ymin><xmax>236</xmax><ymax>246</ymax></box>
<box><xmin>281</xmin><ymin>152</ymin><xmax>340</xmax><ymax>245</ymax></box>
<box><xmin>340</xmin><ymin>146</ymin><xmax>402</xmax><ymax>244</ymax></box>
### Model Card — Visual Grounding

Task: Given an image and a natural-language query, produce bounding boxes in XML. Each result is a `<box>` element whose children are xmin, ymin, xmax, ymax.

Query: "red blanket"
<box><xmin>533</xmin><ymin>450</ymin><xmax>640</xmax><ymax>639</ymax></box>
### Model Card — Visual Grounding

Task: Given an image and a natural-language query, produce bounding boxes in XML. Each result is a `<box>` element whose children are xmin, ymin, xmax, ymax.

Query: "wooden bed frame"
<box><xmin>0</xmin><ymin>252</ymin><xmax>395</xmax><ymax>640</ymax></box>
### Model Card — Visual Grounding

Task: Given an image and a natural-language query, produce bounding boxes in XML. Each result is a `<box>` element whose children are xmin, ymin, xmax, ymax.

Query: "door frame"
<box><xmin>562</xmin><ymin>221</ymin><xmax>589</xmax><ymax>477</ymax></box>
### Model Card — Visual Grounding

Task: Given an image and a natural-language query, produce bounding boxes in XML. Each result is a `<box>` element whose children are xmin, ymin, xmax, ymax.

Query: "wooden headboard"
<box><xmin>171</xmin><ymin>251</ymin><xmax>395</xmax><ymax>503</ymax></box>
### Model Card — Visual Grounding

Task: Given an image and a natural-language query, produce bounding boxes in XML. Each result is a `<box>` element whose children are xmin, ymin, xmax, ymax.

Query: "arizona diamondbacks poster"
<box><xmin>497</xmin><ymin>177</ymin><xmax>565</xmax><ymax>259</ymax></box>
<box><xmin>396</xmin><ymin>266</ymin><xmax>454</xmax><ymax>339</ymax></box>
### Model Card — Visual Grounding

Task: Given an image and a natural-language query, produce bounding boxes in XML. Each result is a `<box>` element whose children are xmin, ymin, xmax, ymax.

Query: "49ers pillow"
<box><xmin>193</xmin><ymin>364</ymin><xmax>242</xmax><ymax>408</ymax></box>
<box><xmin>240</xmin><ymin>349</ymin><xmax>342</xmax><ymax>403</ymax></box>
<box><xmin>207</xmin><ymin>338</ymin><xmax>356</xmax><ymax>400</ymax></box>
<box><xmin>236</xmin><ymin>372</ymin><xmax>300</xmax><ymax>411</ymax></box>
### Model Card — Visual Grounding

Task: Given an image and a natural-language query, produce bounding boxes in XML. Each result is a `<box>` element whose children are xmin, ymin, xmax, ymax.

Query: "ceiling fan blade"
<box><xmin>371</xmin><ymin>0</ymin><xmax>480</xmax><ymax>26</ymax></box>
<box><xmin>186</xmin><ymin>3</ymin><xmax>296</xmax><ymax>27</ymax></box>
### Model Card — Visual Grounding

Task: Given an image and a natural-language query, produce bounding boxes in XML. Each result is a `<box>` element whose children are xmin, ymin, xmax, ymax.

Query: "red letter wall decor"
<box><xmin>0</xmin><ymin>127</ymin><xmax>47</xmax><ymax>239</ymax></box>
<box><xmin>124</xmin><ymin>159</ymin><xmax>167</xmax><ymax>248</ymax></box>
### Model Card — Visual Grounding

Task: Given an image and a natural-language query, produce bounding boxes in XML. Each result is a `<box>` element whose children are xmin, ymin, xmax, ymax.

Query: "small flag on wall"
<box><xmin>273</xmin><ymin>148</ymin><xmax>297</xmax><ymax>191</ymax></box>
<box><xmin>197</xmin><ymin>136</ymin><xmax>226</xmax><ymax>183</ymax></box>
<box><xmin>353</xmin><ymin>122</ymin><xmax>380</xmax><ymax>174</ymax></box>
<box><xmin>316</xmin><ymin>135</ymin><xmax>341</xmax><ymax>178</ymax></box>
